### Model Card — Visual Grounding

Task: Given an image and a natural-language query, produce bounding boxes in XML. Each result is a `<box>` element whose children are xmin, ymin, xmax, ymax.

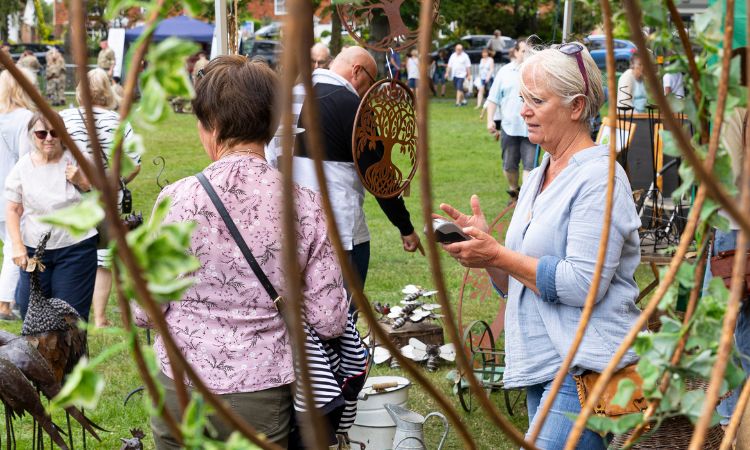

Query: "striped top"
<box><xmin>59</xmin><ymin>107</ymin><xmax>141</xmax><ymax>168</ymax></box>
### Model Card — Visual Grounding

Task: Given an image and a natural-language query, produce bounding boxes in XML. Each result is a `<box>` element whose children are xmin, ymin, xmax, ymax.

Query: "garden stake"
<box><xmin>294</xmin><ymin>5</ymin><xmax>480</xmax><ymax>449</ymax></box>
<box><xmin>721</xmin><ymin>373</ymin><xmax>750</xmax><ymax>449</ymax></box>
<box><xmin>415</xmin><ymin>0</ymin><xmax>537</xmax><ymax>447</ymax></box>
<box><xmin>528</xmin><ymin>0</ymin><xmax>618</xmax><ymax>440</ymax></box>
<box><xmin>567</xmin><ymin>0</ymin><xmax>736</xmax><ymax>446</ymax></box>
<box><xmin>278</xmin><ymin>4</ymin><xmax>329</xmax><ymax>448</ymax></box>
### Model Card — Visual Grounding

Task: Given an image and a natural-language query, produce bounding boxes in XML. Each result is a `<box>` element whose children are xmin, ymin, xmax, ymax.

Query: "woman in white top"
<box><xmin>406</xmin><ymin>48</ymin><xmax>419</xmax><ymax>93</ymax></box>
<box><xmin>616</xmin><ymin>53</ymin><xmax>647</xmax><ymax>112</ymax></box>
<box><xmin>476</xmin><ymin>48</ymin><xmax>495</xmax><ymax>108</ymax></box>
<box><xmin>6</xmin><ymin>111</ymin><xmax>97</xmax><ymax>319</ymax></box>
<box><xmin>59</xmin><ymin>68</ymin><xmax>141</xmax><ymax>327</ymax></box>
<box><xmin>0</xmin><ymin>69</ymin><xmax>37</xmax><ymax>321</ymax></box>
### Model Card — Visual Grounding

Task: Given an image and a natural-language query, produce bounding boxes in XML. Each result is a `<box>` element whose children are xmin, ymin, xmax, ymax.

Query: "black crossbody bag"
<box><xmin>195</xmin><ymin>171</ymin><xmax>367</xmax><ymax>434</ymax></box>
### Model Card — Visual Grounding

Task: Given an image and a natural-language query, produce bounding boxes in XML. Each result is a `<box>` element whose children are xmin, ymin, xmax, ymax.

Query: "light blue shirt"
<box><xmin>632</xmin><ymin>79</ymin><xmax>647</xmax><ymax>113</ymax></box>
<box><xmin>502</xmin><ymin>145</ymin><xmax>641</xmax><ymax>388</ymax></box>
<box><xmin>487</xmin><ymin>61</ymin><xmax>527</xmax><ymax>137</ymax></box>
<box><xmin>0</xmin><ymin>108</ymin><xmax>34</xmax><ymax>223</ymax></box>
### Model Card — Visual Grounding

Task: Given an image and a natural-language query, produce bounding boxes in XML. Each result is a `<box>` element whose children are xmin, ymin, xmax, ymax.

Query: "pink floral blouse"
<box><xmin>133</xmin><ymin>155</ymin><xmax>348</xmax><ymax>394</ymax></box>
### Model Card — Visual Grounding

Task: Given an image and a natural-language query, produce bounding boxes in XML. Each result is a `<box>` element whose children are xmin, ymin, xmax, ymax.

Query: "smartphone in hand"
<box><xmin>430</xmin><ymin>219</ymin><xmax>470</xmax><ymax>243</ymax></box>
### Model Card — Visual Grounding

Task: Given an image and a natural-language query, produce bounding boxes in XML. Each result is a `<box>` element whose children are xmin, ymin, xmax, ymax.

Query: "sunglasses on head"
<box><xmin>558</xmin><ymin>43</ymin><xmax>590</xmax><ymax>96</ymax></box>
<box><xmin>33</xmin><ymin>129</ymin><xmax>58</xmax><ymax>140</ymax></box>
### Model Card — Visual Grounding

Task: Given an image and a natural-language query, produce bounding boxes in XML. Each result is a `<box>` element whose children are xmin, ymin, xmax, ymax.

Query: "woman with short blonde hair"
<box><xmin>60</xmin><ymin>68</ymin><xmax>141</xmax><ymax>327</ymax></box>
<box><xmin>440</xmin><ymin>43</ymin><xmax>639</xmax><ymax>448</ymax></box>
<box><xmin>0</xmin><ymin>68</ymin><xmax>37</xmax><ymax>320</ymax></box>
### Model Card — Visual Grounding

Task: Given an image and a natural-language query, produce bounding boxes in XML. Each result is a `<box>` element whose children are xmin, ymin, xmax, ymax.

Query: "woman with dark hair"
<box><xmin>5</xmin><ymin>111</ymin><xmax>96</xmax><ymax>319</ymax></box>
<box><xmin>133</xmin><ymin>56</ymin><xmax>348</xmax><ymax>448</ymax></box>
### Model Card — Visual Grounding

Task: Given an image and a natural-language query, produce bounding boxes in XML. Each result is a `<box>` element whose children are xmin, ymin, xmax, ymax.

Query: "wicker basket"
<box><xmin>609</xmin><ymin>378</ymin><xmax>725</xmax><ymax>449</ymax></box>
<box><xmin>609</xmin><ymin>415</ymin><xmax>724</xmax><ymax>449</ymax></box>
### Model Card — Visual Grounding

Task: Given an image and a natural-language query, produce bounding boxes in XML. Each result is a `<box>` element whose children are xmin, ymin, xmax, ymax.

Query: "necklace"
<box><xmin>220</xmin><ymin>147</ymin><xmax>265</xmax><ymax>160</ymax></box>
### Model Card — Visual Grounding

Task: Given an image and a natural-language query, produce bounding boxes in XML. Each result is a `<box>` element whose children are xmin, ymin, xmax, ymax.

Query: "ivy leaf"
<box><xmin>49</xmin><ymin>358</ymin><xmax>105</xmax><ymax>413</ymax></box>
<box><xmin>612</xmin><ymin>378</ymin><xmax>637</xmax><ymax>408</ymax></box>
<box><xmin>682</xmin><ymin>349</ymin><xmax>714</xmax><ymax>378</ymax></box>
<box><xmin>40</xmin><ymin>193</ymin><xmax>104</xmax><ymax>238</ymax></box>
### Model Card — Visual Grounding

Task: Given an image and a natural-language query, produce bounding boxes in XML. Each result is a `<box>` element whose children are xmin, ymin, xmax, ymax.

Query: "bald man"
<box><xmin>275</xmin><ymin>45</ymin><xmax>420</xmax><ymax>448</ymax></box>
<box><xmin>310</xmin><ymin>42</ymin><xmax>331</xmax><ymax>70</ymax></box>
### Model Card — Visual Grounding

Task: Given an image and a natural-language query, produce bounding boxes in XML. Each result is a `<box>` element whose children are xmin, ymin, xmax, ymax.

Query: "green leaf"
<box><xmin>40</xmin><ymin>193</ymin><xmax>104</xmax><ymax>238</ymax></box>
<box><xmin>680</xmin><ymin>389</ymin><xmax>705</xmax><ymax>423</ymax></box>
<box><xmin>612</xmin><ymin>378</ymin><xmax>637</xmax><ymax>408</ymax></box>
<box><xmin>49</xmin><ymin>358</ymin><xmax>105</xmax><ymax>412</ymax></box>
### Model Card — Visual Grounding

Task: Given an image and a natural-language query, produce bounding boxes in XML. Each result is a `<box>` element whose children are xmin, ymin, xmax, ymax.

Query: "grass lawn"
<box><xmin>0</xmin><ymin>94</ymin><xmax>652</xmax><ymax>449</ymax></box>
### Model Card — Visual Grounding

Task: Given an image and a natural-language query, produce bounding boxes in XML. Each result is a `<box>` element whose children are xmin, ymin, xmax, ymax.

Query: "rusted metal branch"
<box><xmin>278</xmin><ymin>1</ymin><xmax>329</xmax><ymax>448</ymax></box>
<box><xmin>293</xmin><ymin>10</ymin><xmax>480</xmax><ymax>450</ymax></box>
<box><xmin>665</xmin><ymin>0</ymin><xmax>709</xmax><ymax>142</ymax></box>
<box><xmin>528</xmin><ymin>0</ymin><xmax>619</xmax><ymax>441</ymax></box>
<box><xmin>112</xmin><ymin>265</ymin><xmax>183</xmax><ymax>445</ymax></box>
<box><xmin>415</xmin><ymin>0</ymin><xmax>536</xmax><ymax>448</ymax></box>
<box><xmin>111</xmin><ymin>0</ymin><xmax>166</xmax><ymax>210</ymax></box>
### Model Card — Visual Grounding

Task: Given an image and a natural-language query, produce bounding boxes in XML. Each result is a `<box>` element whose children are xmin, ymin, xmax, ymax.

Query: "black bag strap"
<box><xmin>195</xmin><ymin>172</ymin><xmax>282</xmax><ymax>307</ymax></box>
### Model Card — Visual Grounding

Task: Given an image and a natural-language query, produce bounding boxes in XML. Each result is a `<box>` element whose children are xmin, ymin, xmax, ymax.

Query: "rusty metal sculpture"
<box><xmin>353</xmin><ymin>79</ymin><xmax>418</xmax><ymax>198</ymax></box>
<box><xmin>337</xmin><ymin>0</ymin><xmax>440</xmax><ymax>52</ymax></box>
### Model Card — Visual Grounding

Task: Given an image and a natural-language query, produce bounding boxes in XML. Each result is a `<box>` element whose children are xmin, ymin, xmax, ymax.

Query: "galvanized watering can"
<box><xmin>383</xmin><ymin>403</ymin><xmax>449</xmax><ymax>450</ymax></box>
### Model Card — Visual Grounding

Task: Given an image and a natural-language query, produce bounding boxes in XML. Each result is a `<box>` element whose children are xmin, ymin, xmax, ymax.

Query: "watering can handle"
<box><xmin>394</xmin><ymin>436</ymin><xmax>426</xmax><ymax>449</ymax></box>
<box><xmin>424</xmin><ymin>412</ymin><xmax>450</xmax><ymax>450</ymax></box>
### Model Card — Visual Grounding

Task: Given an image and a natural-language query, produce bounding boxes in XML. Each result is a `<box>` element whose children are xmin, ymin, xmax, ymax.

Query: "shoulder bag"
<box><xmin>573</xmin><ymin>364</ymin><xmax>648</xmax><ymax>417</ymax></box>
<box><xmin>195</xmin><ymin>171</ymin><xmax>367</xmax><ymax>434</ymax></box>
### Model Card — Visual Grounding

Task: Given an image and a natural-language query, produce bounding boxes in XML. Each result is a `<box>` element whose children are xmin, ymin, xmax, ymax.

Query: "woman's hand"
<box><xmin>442</xmin><ymin>226</ymin><xmax>503</xmax><ymax>269</ymax></box>
<box><xmin>438</xmin><ymin>194</ymin><xmax>489</xmax><ymax>234</ymax></box>
<box><xmin>12</xmin><ymin>248</ymin><xmax>28</xmax><ymax>270</ymax></box>
<box><xmin>66</xmin><ymin>163</ymin><xmax>90</xmax><ymax>191</ymax></box>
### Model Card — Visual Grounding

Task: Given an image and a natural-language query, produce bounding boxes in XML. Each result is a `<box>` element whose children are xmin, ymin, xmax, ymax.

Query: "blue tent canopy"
<box><xmin>125</xmin><ymin>15</ymin><xmax>214</xmax><ymax>44</ymax></box>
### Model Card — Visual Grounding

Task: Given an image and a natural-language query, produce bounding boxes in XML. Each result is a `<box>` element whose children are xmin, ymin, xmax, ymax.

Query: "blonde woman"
<box><xmin>60</xmin><ymin>68</ymin><xmax>141</xmax><ymax>327</ymax></box>
<box><xmin>0</xmin><ymin>68</ymin><xmax>37</xmax><ymax>320</ymax></box>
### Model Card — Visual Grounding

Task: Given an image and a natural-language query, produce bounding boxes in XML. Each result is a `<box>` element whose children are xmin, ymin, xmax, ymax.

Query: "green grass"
<box><xmin>0</xmin><ymin>95</ymin><xmax>653</xmax><ymax>449</ymax></box>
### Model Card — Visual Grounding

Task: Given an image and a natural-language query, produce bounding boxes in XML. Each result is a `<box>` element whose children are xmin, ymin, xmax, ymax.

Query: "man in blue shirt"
<box><xmin>485</xmin><ymin>39</ymin><xmax>535</xmax><ymax>200</ymax></box>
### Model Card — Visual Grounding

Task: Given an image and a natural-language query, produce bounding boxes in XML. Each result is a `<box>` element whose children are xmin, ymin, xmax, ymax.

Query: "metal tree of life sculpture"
<box><xmin>337</xmin><ymin>0</ymin><xmax>440</xmax><ymax>52</ymax></box>
<box><xmin>353</xmin><ymin>79</ymin><xmax>418</xmax><ymax>198</ymax></box>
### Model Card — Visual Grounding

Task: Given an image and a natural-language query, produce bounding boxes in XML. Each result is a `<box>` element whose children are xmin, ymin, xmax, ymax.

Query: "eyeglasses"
<box><xmin>33</xmin><ymin>129</ymin><xmax>58</xmax><ymax>140</ymax></box>
<box><xmin>357</xmin><ymin>64</ymin><xmax>377</xmax><ymax>85</ymax></box>
<box><xmin>313</xmin><ymin>59</ymin><xmax>330</xmax><ymax>68</ymax></box>
<box><xmin>558</xmin><ymin>43</ymin><xmax>589</xmax><ymax>96</ymax></box>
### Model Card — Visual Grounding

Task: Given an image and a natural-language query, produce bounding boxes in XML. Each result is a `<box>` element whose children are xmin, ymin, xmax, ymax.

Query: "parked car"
<box><xmin>9</xmin><ymin>43</ymin><xmax>61</xmax><ymax>67</ymax></box>
<box><xmin>240</xmin><ymin>39</ymin><xmax>283</xmax><ymax>69</ymax></box>
<box><xmin>432</xmin><ymin>35</ymin><xmax>516</xmax><ymax>64</ymax></box>
<box><xmin>255</xmin><ymin>22</ymin><xmax>282</xmax><ymax>39</ymax></box>
<box><xmin>584</xmin><ymin>35</ymin><xmax>637</xmax><ymax>72</ymax></box>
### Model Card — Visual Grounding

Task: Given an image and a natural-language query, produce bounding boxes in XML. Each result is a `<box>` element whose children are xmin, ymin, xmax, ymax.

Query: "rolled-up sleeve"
<box><xmin>536</xmin><ymin>255</ymin><xmax>562</xmax><ymax>303</ymax></box>
<box><xmin>551</xmin><ymin>180</ymin><xmax>631</xmax><ymax>307</ymax></box>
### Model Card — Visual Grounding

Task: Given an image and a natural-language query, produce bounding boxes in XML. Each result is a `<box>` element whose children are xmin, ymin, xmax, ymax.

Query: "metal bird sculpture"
<box><xmin>21</xmin><ymin>233</ymin><xmax>87</xmax><ymax>383</ymax></box>
<box><xmin>0</xmin><ymin>356</ymin><xmax>68</xmax><ymax>449</ymax></box>
<box><xmin>119</xmin><ymin>428</ymin><xmax>145</xmax><ymax>450</ymax></box>
<box><xmin>0</xmin><ymin>330</ymin><xmax>106</xmax><ymax>441</ymax></box>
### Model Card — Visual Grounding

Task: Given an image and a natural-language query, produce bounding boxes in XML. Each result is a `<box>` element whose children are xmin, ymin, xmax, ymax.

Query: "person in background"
<box><xmin>447</xmin><ymin>44</ymin><xmax>471</xmax><ymax>107</ymax></box>
<box><xmin>440</xmin><ymin>42</ymin><xmax>639</xmax><ymax>449</ymax></box>
<box><xmin>311</xmin><ymin>43</ymin><xmax>332</xmax><ymax>70</ymax></box>
<box><xmin>97</xmin><ymin>39</ymin><xmax>115</xmax><ymax>71</ymax></box>
<box><xmin>0</xmin><ymin>68</ymin><xmax>37</xmax><ymax>321</ymax></box>
<box><xmin>663</xmin><ymin>71</ymin><xmax>685</xmax><ymax>98</ymax></box>
<box><xmin>388</xmin><ymin>50</ymin><xmax>401</xmax><ymax>80</ymax></box>
<box><xmin>134</xmin><ymin>55</ymin><xmax>348</xmax><ymax>448</ymax></box>
<box><xmin>59</xmin><ymin>68</ymin><xmax>141</xmax><ymax>327</ymax></box>
<box><xmin>617</xmin><ymin>52</ymin><xmax>647</xmax><ymax>112</ymax></box>
<box><xmin>289</xmin><ymin>47</ymin><xmax>422</xmax><ymax>297</ymax></box>
<box><xmin>406</xmin><ymin>48</ymin><xmax>419</xmax><ymax>94</ymax></box>
<box><xmin>475</xmin><ymin>48</ymin><xmax>495</xmax><ymax>109</ymax></box>
<box><xmin>7</xmin><ymin>111</ymin><xmax>96</xmax><ymax>320</ymax></box>
<box><xmin>45</xmin><ymin>48</ymin><xmax>66</xmax><ymax>106</ymax></box>
<box><xmin>485</xmin><ymin>39</ymin><xmax>534</xmax><ymax>201</ymax></box>
<box><xmin>433</xmin><ymin>49</ymin><xmax>448</xmax><ymax>97</ymax></box>
<box><xmin>17</xmin><ymin>50</ymin><xmax>41</xmax><ymax>75</ymax></box>
<box><xmin>192</xmin><ymin>52</ymin><xmax>209</xmax><ymax>84</ymax></box>
<box><xmin>487</xmin><ymin>29</ymin><xmax>505</xmax><ymax>62</ymax></box>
